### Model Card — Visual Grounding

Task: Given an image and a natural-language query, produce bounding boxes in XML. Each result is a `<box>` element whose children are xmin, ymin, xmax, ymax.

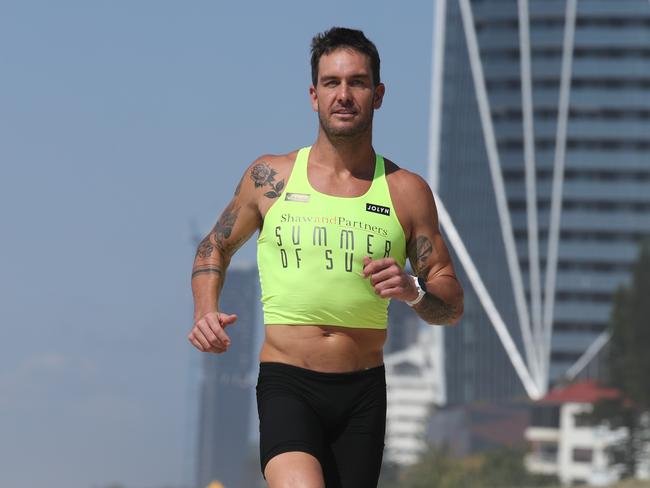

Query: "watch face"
<box><xmin>417</xmin><ymin>276</ymin><xmax>428</xmax><ymax>294</ymax></box>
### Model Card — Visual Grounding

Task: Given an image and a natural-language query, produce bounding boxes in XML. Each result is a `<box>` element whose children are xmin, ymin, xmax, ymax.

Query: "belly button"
<box><xmin>322</xmin><ymin>332</ymin><xmax>333</xmax><ymax>337</ymax></box>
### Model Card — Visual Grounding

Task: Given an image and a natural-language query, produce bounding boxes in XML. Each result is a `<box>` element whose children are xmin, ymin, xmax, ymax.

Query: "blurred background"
<box><xmin>1</xmin><ymin>1</ymin><xmax>648</xmax><ymax>487</ymax></box>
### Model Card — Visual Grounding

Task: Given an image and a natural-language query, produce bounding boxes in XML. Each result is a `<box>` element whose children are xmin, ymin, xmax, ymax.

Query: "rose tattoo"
<box><xmin>250</xmin><ymin>162</ymin><xmax>285</xmax><ymax>199</ymax></box>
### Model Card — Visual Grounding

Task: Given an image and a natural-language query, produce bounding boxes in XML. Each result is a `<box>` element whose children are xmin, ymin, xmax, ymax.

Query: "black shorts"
<box><xmin>256</xmin><ymin>361</ymin><xmax>387</xmax><ymax>488</ymax></box>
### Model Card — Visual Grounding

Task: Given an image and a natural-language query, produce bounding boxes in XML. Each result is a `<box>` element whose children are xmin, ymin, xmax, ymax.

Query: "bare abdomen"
<box><xmin>259</xmin><ymin>324</ymin><xmax>386</xmax><ymax>372</ymax></box>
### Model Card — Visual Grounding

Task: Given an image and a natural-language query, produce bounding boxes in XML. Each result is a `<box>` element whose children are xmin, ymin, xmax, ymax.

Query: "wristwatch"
<box><xmin>406</xmin><ymin>275</ymin><xmax>427</xmax><ymax>307</ymax></box>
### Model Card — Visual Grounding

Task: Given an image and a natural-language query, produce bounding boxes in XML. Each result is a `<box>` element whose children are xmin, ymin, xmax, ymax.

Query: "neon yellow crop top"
<box><xmin>257</xmin><ymin>146</ymin><xmax>407</xmax><ymax>329</ymax></box>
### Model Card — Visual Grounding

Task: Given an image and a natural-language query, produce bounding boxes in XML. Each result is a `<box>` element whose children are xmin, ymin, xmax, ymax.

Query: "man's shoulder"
<box><xmin>246</xmin><ymin>150</ymin><xmax>299</xmax><ymax>177</ymax></box>
<box><xmin>252</xmin><ymin>150</ymin><xmax>298</xmax><ymax>166</ymax></box>
<box><xmin>237</xmin><ymin>150</ymin><xmax>300</xmax><ymax>203</ymax></box>
<box><xmin>384</xmin><ymin>157</ymin><xmax>432</xmax><ymax>198</ymax></box>
<box><xmin>383</xmin><ymin>157</ymin><xmax>438</xmax><ymax>236</ymax></box>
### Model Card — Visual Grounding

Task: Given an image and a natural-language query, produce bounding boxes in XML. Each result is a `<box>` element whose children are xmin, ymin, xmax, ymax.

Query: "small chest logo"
<box><xmin>366</xmin><ymin>203</ymin><xmax>390</xmax><ymax>216</ymax></box>
<box><xmin>285</xmin><ymin>192</ymin><xmax>311</xmax><ymax>203</ymax></box>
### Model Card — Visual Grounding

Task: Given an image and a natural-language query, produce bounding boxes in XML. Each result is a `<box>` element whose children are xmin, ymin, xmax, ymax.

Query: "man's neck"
<box><xmin>310</xmin><ymin>130</ymin><xmax>375</xmax><ymax>176</ymax></box>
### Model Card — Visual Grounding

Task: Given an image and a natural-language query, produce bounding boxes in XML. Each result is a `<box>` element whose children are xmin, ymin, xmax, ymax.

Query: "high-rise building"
<box><xmin>433</xmin><ymin>0</ymin><xmax>650</xmax><ymax>404</ymax></box>
<box><xmin>195</xmin><ymin>263</ymin><xmax>260</xmax><ymax>488</ymax></box>
<box><xmin>386</xmin><ymin>299</ymin><xmax>422</xmax><ymax>354</ymax></box>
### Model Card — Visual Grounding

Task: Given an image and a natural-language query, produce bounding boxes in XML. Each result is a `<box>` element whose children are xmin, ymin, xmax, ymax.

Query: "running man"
<box><xmin>189</xmin><ymin>27</ymin><xmax>464</xmax><ymax>488</ymax></box>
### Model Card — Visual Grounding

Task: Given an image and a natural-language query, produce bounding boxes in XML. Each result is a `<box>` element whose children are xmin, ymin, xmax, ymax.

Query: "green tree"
<box><xmin>387</xmin><ymin>447</ymin><xmax>476</xmax><ymax>488</ymax></box>
<box><xmin>592</xmin><ymin>240</ymin><xmax>650</xmax><ymax>477</ymax></box>
<box><xmin>476</xmin><ymin>448</ymin><xmax>528</xmax><ymax>486</ymax></box>
<box><xmin>378</xmin><ymin>447</ymin><xmax>557</xmax><ymax>488</ymax></box>
<box><xmin>476</xmin><ymin>448</ymin><xmax>556</xmax><ymax>487</ymax></box>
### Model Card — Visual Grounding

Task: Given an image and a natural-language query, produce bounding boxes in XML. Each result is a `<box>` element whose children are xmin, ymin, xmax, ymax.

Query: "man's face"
<box><xmin>310</xmin><ymin>48</ymin><xmax>385</xmax><ymax>139</ymax></box>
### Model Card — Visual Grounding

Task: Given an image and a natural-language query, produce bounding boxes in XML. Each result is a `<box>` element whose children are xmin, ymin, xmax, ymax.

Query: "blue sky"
<box><xmin>0</xmin><ymin>1</ymin><xmax>435</xmax><ymax>487</ymax></box>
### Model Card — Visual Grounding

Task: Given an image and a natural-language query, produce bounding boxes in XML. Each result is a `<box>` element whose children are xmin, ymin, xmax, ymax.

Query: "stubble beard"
<box><xmin>318</xmin><ymin>108</ymin><xmax>374</xmax><ymax>143</ymax></box>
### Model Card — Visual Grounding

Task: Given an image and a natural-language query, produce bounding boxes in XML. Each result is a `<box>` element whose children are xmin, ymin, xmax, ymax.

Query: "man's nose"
<box><xmin>336</xmin><ymin>83</ymin><xmax>352</xmax><ymax>103</ymax></box>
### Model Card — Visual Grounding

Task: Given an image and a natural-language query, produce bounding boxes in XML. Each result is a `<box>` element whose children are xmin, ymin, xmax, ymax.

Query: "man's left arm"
<box><xmin>363</xmin><ymin>174</ymin><xmax>463</xmax><ymax>325</ymax></box>
<box><xmin>406</xmin><ymin>176</ymin><xmax>463</xmax><ymax>325</ymax></box>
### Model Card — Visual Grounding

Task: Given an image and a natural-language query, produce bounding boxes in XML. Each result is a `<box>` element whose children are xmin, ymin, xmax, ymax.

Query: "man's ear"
<box><xmin>373</xmin><ymin>83</ymin><xmax>385</xmax><ymax>110</ymax></box>
<box><xmin>309</xmin><ymin>85</ymin><xmax>318</xmax><ymax>112</ymax></box>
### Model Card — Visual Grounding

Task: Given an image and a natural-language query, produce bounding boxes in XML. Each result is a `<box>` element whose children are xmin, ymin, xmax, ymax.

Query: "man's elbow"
<box><xmin>447</xmin><ymin>301</ymin><xmax>464</xmax><ymax>326</ymax></box>
<box><xmin>431</xmin><ymin>293</ymin><xmax>464</xmax><ymax>327</ymax></box>
<box><xmin>444</xmin><ymin>286</ymin><xmax>464</xmax><ymax>326</ymax></box>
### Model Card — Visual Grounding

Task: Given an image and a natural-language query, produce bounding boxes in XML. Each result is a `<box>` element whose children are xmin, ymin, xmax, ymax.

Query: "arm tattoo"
<box><xmin>191</xmin><ymin>266</ymin><xmax>223</xmax><ymax>279</ymax></box>
<box><xmin>408</xmin><ymin>235</ymin><xmax>434</xmax><ymax>275</ymax></box>
<box><xmin>234</xmin><ymin>174</ymin><xmax>244</xmax><ymax>196</ymax></box>
<box><xmin>195</xmin><ymin>202</ymin><xmax>242</xmax><ymax>259</ymax></box>
<box><xmin>408</xmin><ymin>234</ymin><xmax>456</xmax><ymax>324</ymax></box>
<box><xmin>415</xmin><ymin>236</ymin><xmax>433</xmax><ymax>275</ymax></box>
<box><xmin>215</xmin><ymin>202</ymin><xmax>239</xmax><ymax>242</ymax></box>
<box><xmin>250</xmin><ymin>162</ymin><xmax>285</xmax><ymax>199</ymax></box>
<box><xmin>196</xmin><ymin>235</ymin><xmax>214</xmax><ymax>259</ymax></box>
<box><xmin>414</xmin><ymin>294</ymin><xmax>458</xmax><ymax>325</ymax></box>
<box><xmin>220</xmin><ymin>234</ymin><xmax>247</xmax><ymax>256</ymax></box>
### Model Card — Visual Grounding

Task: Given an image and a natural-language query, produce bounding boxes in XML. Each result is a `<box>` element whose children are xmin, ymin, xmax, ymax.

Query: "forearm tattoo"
<box><xmin>191</xmin><ymin>265</ymin><xmax>223</xmax><ymax>279</ymax></box>
<box><xmin>250</xmin><ymin>162</ymin><xmax>285</xmax><ymax>199</ymax></box>
<box><xmin>415</xmin><ymin>294</ymin><xmax>459</xmax><ymax>325</ymax></box>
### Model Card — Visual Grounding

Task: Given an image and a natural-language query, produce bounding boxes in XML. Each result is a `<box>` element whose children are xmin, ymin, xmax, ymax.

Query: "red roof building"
<box><xmin>539</xmin><ymin>381</ymin><xmax>620</xmax><ymax>405</ymax></box>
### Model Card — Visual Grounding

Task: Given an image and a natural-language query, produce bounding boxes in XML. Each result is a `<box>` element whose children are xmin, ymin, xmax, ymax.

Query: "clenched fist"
<box><xmin>188</xmin><ymin>311</ymin><xmax>238</xmax><ymax>354</ymax></box>
<box><xmin>362</xmin><ymin>256</ymin><xmax>419</xmax><ymax>302</ymax></box>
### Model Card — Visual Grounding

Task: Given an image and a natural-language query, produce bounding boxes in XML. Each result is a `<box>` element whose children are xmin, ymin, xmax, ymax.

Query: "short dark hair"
<box><xmin>310</xmin><ymin>27</ymin><xmax>381</xmax><ymax>86</ymax></box>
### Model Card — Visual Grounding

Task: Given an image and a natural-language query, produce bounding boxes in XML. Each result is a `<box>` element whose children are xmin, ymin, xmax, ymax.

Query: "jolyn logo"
<box><xmin>366</xmin><ymin>203</ymin><xmax>390</xmax><ymax>216</ymax></box>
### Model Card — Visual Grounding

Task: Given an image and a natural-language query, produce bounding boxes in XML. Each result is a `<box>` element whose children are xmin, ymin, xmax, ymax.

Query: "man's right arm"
<box><xmin>188</xmin><ymin>163</ymin><xmax>262</xmax><ymax>354</ymax></box>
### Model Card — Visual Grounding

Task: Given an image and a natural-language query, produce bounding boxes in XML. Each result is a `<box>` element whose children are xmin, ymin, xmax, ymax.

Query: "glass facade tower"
<box><xmin>437</xmin><ymin>0</ymin><xmax>650</xmax><ymax>404</ymax></box>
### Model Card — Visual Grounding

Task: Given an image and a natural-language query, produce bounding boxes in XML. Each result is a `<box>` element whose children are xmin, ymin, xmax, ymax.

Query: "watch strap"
<box><xmin>406</xmin><ymin>275</ymin><xmax>426</xmax><ymax>307</ymax></box>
